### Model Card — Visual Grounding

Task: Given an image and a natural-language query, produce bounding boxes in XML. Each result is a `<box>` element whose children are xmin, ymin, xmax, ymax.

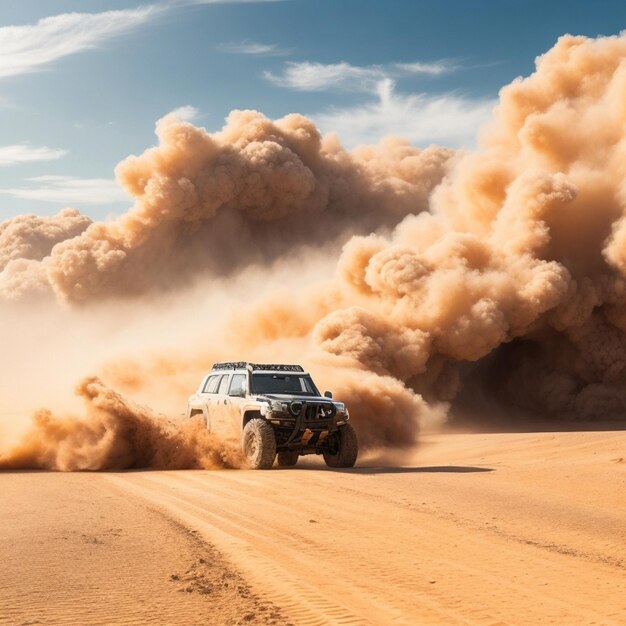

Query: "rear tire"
<box><xmin>277</xmin><ymin>450</ymin><xmax>299</xmax><ymax>467</ymax></box>
<box><xmin>323</xmin><ymin>424</ymin><xmax>358</xmax><ymax>468</ymax></box>
<box><xmin>242</xmin><ymin>418</ymin><xmax>276</xmax><ymax>469</ymax></box>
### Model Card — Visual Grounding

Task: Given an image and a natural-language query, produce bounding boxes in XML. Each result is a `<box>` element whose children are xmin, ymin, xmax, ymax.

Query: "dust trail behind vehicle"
<box><xmin>0</xmin><ymin>377</ymin><xmax>241</xmax><ymax>471</ymax></box>
<box><xmin>3</xmin><ymin>33</ymin><xmax>626</xmax><ymax>469</ymax></box>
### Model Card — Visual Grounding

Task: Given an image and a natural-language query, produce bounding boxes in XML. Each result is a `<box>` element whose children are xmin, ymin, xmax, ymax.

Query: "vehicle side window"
<box><xmin>217</xmin><ymin>374</ymin><xmax>231</xmax><ymax>395</ymax></box>
<box><xmin>229</xmin><ymin>373</ymin><xmax>247</xmax><ymax>397</ymax></box>
<box><xmin>203</xmin><ymin>375</ymin><xmax>220</xmax><ymax>393</ymax></box>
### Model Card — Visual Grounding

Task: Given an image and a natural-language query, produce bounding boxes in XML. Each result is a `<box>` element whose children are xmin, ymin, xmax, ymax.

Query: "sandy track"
<box><xmin>2</xmin><ymin>430</ymin><xmax>625</xmax><ymax>625</ymax></box>
<box><xmin>0</xmin><ymin>472</ymin><xmax>285</xmax><ymax>626</ymax></box>
<box><xmin>108</xmin><ymin>430</ymin><xmax>626</xmax><ymax>626</ymax></box>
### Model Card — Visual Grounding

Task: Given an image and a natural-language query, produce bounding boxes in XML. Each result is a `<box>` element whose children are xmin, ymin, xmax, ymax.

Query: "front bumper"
<box><xmin>267</xmin><ymin>401</ymin><xmax>348</xmax><ymax>451</ymax></box>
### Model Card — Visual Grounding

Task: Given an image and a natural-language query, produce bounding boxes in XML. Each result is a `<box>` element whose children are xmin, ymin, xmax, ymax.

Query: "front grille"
<box><xmin>302</xmin><ymin>403</ymin><xmax>335</xmax><ymax>421</ymax></box>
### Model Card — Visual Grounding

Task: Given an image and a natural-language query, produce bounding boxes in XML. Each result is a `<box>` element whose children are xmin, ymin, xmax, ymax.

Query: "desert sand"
<box><xmin>1</xmin><ymin>428</ymin><xmax>625</xmax><ymax>626</ymax></box>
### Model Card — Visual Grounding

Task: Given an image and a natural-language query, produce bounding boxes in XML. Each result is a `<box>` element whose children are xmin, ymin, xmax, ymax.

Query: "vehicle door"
<box><xmin>226</xmin><ymin>372</ymin><xmax>248</xmax><ymax>440</ymax></box>
<box><xmin>195</xmin><ymin>373</ymin><xmax>221</xmax><ymax>430</ymax></box>
<box><xmin>210</xmin><ymin>372</ymin><xmax>233</xmax><ymax>440</ymax></box>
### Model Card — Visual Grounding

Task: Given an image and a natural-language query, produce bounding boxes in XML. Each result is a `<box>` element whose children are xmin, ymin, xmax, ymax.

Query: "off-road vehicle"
<box><xmin>186</xmin><ymin>362</ymin><xmax>358</xmax><ymax>469</ymax></box>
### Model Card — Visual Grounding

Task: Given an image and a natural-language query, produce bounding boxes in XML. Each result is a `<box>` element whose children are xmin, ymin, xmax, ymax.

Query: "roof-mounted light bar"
<box><xmin>211</xmin><ymin>361</ymin><xmax>247</xmax><ymax>371</ymax></box>
<box><xmin>211</xmin><ymin>362</ymin><xmax>304</xmax><ymax>372</ymax></box>
<box><xmin>251</xmin><ymin>363</ymin><xmax>305</xmax><ymax>372</ymax></box>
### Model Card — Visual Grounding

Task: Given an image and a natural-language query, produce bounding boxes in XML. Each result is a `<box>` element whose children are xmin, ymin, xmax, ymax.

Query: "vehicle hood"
<box><xmin>259</xmin><ymin>394</ymin><xmax>332</xmax><ymax>403</ymax></box>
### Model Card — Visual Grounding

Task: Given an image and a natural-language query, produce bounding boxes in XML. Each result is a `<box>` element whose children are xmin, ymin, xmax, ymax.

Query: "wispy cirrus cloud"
<box><xmin>0</xmin><ymin>175</ymin><xmax>129</xmax><ymax>205</ymax></box>
<box><xmin>0</xmin><ymin>1</ymin><xmax>288</xmax><ymax>81</ymax></box>
<box><xmin>264</xmin><ymin>58</ymin><xmax>491</xmax><ymax>148</ymax></box>
<box><xmin>263</xmin><ymin>59</ymin><xmax>456</xmax><ymax>92</ymax></box>
<box><xmin>0</xmin><ymin>6</ymin><xmax>163</xmax><ymax>81</ymax></box>
<box><xmin>0</xmin><ymin>144</ymin><xmax>67</xmax><ymax>166</ymax></box>
<box><xmin>180</xmin><ymin>0</ymin><xmax>286</xmax><ymax>4</ymax></box>
<box><xmin>217</xmin><ymin>40</ymin><xmax>290</xmax><ymax>56</ymax></box>
<box><xmin>314</xmin><ymin>79</ymin><xmax>495</xmax><ymax>149</ymax></box>
<box><xmin>394</xmin><ymin>61</ymin><xmax>454</xmax><ymax>75</ymax></box>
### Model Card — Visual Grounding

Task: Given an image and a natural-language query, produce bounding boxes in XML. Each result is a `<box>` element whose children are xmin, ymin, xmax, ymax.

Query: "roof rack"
<box><xmin>211</xmin><ymin>362</ymin><xmax>247</xmax><ymax>371</ymax></box>
<box><xmin>211</xmin><ymin>362</ymin><xmax>304</xmax><ymax>372</ymax></box>
<box><xmin>251</xmin><ymin>363</ymin><xmax>305</xmax><ymax>372</ymax></box>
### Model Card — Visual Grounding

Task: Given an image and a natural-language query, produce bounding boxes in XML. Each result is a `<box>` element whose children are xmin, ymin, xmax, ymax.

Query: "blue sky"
<box><xmin>1</xmin><ymin>0</ymin><xmax>626</xmax><ymax>220</ymax></box>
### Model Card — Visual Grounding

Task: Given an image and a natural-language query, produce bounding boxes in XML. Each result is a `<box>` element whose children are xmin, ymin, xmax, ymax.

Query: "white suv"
<box><xmin>186</xmin><ymin>362</ymin><xmax>358</xmax><ymax>469</ymax></box>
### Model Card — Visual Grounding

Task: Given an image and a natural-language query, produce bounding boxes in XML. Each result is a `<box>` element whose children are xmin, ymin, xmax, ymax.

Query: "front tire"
<box><xmin>277</xmin><ymin>450</ymin><xmax>299</xmax><ymax>467</ymax></box>
<box><xmin>242</xmin><ymin>418</ymin><xmax>276</xmax><ymax>469</ymax></box>
<box><xmin>323</xmin><ymin>424</ymin><xmax>358</xmax><ymax>468</ymax></box>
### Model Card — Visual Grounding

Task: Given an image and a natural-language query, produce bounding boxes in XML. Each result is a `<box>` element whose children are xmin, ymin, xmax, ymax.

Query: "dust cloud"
<box><xmin>2</xmin><ymin>32</ymin><xmax>626</xmax><ymax>470</ymax></box>
<box><xmin>25</xmin><ymin>110</ymin><xmax>452</xmax><ymax>303</ymax></box>
<box><xmin>0</xmin><ymin>377</ymin><xmax>241</xmax><ymax>471</ymax></box>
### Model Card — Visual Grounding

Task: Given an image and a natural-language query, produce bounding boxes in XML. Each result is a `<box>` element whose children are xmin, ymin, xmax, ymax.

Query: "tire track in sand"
<box><xmin>107</xmin><ymin>464</ymin><xmax>626</xmax><ymax>626</ymax></box>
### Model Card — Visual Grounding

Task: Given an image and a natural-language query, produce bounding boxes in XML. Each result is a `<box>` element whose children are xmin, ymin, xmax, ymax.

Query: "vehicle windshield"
<box><xmin>251</xmin><ymin>373</ymin><xmax>319</xmax><ymax>396</ymax></box>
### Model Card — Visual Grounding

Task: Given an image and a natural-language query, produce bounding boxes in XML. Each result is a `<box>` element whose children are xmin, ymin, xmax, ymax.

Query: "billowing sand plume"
<box><xmin>1</xmin><ymin>111</ymin><xmax>452</xmax><ymax>302</ymax></box>
<box><xmin>313</xmin><ymin>32</ymin><xmax>626</xmax><ymax>423</ymax></box>
<box><xmin>2</xmin><ymin>32</ymin><xmax>626</xmax><ymax>471</ymax></box>
<box><xmin>0</xmin><ymin>208</ymin><xmax>91</xmax><ymax>300</ymax></box>
<box><xmin>0</xmin><ymin>377</ymin><xmax>241</xmax><ymax>471</ymax></box>
<box><xmin>0</xmin><ymin>208</ymin><xmax>91</xmax><ymax>271</ymax></box>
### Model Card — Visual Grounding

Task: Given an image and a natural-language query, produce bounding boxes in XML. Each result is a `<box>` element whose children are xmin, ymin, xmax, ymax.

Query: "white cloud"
<box><xmin>183</xmin><ymin>0</ymin><xmax>286</xmax><ymax>4</ymax></box>
<box><xmin>264</xmin><ymin>59</ymin><xmax>456</xmax><ymax>92</ymax></box>
<box><xmin>0</xmin><ymin>144</ymin><xmax>67</xmax><ymax>166</ymax></box>
<box><xmin>0</xmin><ymin>175</ymin><xmax>130</xmax><ymax>205</ymax></box>
<box><xmin>394</xmin><ymin>61</ymin><xmax>455</xmax><ymax>75</ymax></box>
<box><xmin>264</xmin><ymin>62</ymin><xmax>384</xmax><ymax>92</ymax></box>
<box><xmin>168</xmin><ymin>105</ymin><xmax>200</xmax><ymax>121</ymax></box>
<box><xmin>264</xmin><ymin>58</ymin><xmax>488</xmax><ymax>147</ymax></box>
<box><xmin>217</xmin><ymin>40</ymin><xmax>290</xmax><ymax>56</ymax></box>
<box><xmin>314</xmin><ymin>79</ymin><xmax>495</xmax><ymax>149</ymax></box>
<box><xmin>0</xmin><ymin>1</ymin><xmax>289</xmax><ymax>81</ymax></box>
<box><xmin>0</xmin><ymin>7</ymin><xmax>163</xmax><ymax>80</ymax></box>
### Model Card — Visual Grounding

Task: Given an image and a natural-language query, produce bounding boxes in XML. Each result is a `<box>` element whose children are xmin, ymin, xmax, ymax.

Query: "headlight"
<box><xmin>271</xmin><ymin>401</ymin><xmax>289</xmax><ymax>412</ymax></box>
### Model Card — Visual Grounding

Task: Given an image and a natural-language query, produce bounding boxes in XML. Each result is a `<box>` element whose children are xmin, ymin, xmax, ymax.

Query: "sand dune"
<box><xmin>1</xmin><ymin>428</ymin><xmax>624</xmax><ymax>625</ymax></box>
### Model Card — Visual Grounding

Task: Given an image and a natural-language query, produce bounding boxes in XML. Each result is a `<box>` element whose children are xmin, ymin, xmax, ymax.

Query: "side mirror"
<box><xmin>324</xmin><ymin>390</ymin><xmax>333</xmax><ymax>399</ymax></box>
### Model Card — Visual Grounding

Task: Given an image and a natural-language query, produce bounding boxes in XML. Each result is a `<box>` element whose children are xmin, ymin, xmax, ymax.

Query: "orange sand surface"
<box><xmin>1</xmin><ymin>429</ymin><xmax>625</xmax><ymax>625</ymax></box>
